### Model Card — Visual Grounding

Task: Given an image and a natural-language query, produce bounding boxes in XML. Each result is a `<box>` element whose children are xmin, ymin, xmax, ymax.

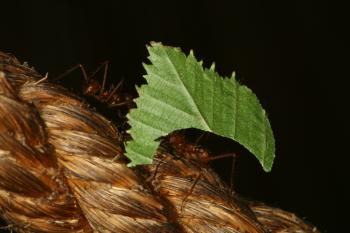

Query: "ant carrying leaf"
<box><xmin>168</xmin><ymin>132</ymin><xmax>237</xmax><ymax>188</ymax></box>
<box><xmin>147</xmin><ymin>131</ymin><xmax>238</xmax><ymax>211</ymax></box>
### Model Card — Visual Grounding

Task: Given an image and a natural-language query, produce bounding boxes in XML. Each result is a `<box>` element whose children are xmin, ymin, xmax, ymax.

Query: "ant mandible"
<box><xmin>54</xmin><ymin>61</ymin><xmax>134</xmax><ymax>109</ymax></box>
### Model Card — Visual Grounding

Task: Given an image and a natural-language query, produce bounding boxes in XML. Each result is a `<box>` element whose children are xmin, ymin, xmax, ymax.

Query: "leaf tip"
<box><xmin>262</xmin><ymin>155</ymin><xmax>275</xmax><ymax>172</ymax></box>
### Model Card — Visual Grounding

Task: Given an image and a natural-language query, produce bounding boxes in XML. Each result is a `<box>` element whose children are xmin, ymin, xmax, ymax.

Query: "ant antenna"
<box><xmin>53</xmin><ymin>64</ymin><xmax>88</xmax><ymax>82</ymax></box>
<box><xmin>195</xmin><ymin>131</ymin><xmax>209</xmax><ymax>145</ymax></box>
<box><xmin>181</xmin><ymin>173</ymin><xmax>201</xmax><ymax>212</ymax></box>
<box><xmin>100</xmin><ymin>61</ymin><xmax>109</xmax><ymax>95</ymax></box>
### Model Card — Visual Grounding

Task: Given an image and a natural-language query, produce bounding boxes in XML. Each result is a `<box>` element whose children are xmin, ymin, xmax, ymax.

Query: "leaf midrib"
<box><xmin>165</xmin><ymin>54</ymin><xmax>211</xmax><ymax>131</ymax></box>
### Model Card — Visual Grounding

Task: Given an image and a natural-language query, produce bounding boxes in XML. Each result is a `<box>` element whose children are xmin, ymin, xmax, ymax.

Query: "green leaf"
<box><xmin>126</xmin><ymin>42</ymin><xmax>275</xmax><ymax>172</ymax></box>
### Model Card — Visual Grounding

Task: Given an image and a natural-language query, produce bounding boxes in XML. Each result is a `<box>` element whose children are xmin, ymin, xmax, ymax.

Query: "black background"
<box><xmin>0</xmin><ymin>0</ymin><xmax>346</xmax><ymax>232</ymax></box>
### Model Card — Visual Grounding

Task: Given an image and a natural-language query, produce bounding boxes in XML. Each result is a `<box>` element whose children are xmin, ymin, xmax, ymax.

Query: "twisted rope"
<box><xmin>0</xmin><ymin>51</ymin><xmax>319</xmax><ymax>233</ymax></box>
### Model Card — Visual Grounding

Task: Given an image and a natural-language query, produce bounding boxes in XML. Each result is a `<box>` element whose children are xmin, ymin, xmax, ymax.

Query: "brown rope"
<box><xmin>0</xmin><ymin>51</ymin><xmax>320</xmax><ymax>233</ymax></box>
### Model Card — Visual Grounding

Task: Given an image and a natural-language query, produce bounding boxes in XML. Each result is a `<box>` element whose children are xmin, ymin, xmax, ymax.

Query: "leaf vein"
<box><xmin>141</xmin><ymin>92</ymin><xmax>195</xmax><ymax>120</ymax></box>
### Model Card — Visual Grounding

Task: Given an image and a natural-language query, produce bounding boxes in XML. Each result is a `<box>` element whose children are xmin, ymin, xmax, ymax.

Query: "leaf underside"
<box><xmin>126</xmin><ymin>42</ymin><xmax>275</xmax><ymax>172</ymax></box>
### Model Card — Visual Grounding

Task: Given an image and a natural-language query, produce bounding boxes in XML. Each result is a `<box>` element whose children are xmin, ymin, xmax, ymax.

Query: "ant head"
<box><xmin>168</xmin><ymin>132</ymin><xmax>210</xmax><ymax>163</ymax></box>
<box><xmin>192</xmin><ymin>147</ymin><xmax>210</xmax><ymax>161</ymax></box>
<box><xmin>83</xmin><ymin>80</ymin><xmax>101</xmax><ymax>95</ymax></box>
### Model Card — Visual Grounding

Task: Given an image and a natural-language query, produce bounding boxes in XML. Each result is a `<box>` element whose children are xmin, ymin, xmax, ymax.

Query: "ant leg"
<box><xmin>88</xmin><ymin>61</ymin><xmax>109</xmax><ymax>81</ymax></box>
<box><xmin>229</xmin><ymin>154</ymin><xmax>237</xmax><ymax>193</ymax></box>
<box><xmin>53</xmin><ymin>64</ymin><xmax>88</xmax><ymax>82</ymax></box>
<box><xmin>107</xmin><ymin>100</ymin><xmax>134</xmax><ymax>108</ymax></box>
<box><xmin>0</xmin><ymin>224</ymin><xmax>14</xmax><ymax>230</ymax></box>
<box><xmin>202</xmin><ymin>153</ymin><xmax>237</xmax><ymax>191</ymax></box>
<box><xmin>33</xmin><ymin>72</ymin><xmax>49</xmax><ymax>85</ymax></box>
<box><xmin>181</xmin><ymin>173</ymin><xmax>202</xmax><ymax>212</ymax></box>
<box><xmin>145</xmin><ymin>156</ymin><xmax>167</xmax><ymax>183</ymax></box>
<box><xmin>108</xmin><ymin>101</ymin><xmax>128</xmax><ymax>107</ymax></box>
<box><xmin>202</xmin><ymin>153</ymin><xmax>237</xmax><ymax>162</ymax></box>
<box><xmin>105</xmin><ymin>78</ymin><xmax>124</xmax><ymax>102</ymax></box>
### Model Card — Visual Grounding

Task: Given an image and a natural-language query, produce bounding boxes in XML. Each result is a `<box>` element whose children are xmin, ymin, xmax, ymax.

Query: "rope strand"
<box><xmin>0</xmin><ymin>51</ymin><xmax>319</xmax><ymax>233</ymax></box>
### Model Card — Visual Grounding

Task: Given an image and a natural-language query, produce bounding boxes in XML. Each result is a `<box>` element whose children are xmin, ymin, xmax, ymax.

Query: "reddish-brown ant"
<box><xmin>54</xmin><ymin>61</ymin><xmax>134</xmax><ymax>109</ymax></box>
<box><xmin>168</xmin><ymin>132</ymin><xmax>237</xmax><ymax>165</ymax></box>
<box><xmin>168</xmin><ymin>132</ymin><xmax>237</xmax><ymax>190</ymax></box>
<box><xmin>149</xmin><ymin>132</ymin><xmax>238</xmax><ymax>211</ymax></box>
